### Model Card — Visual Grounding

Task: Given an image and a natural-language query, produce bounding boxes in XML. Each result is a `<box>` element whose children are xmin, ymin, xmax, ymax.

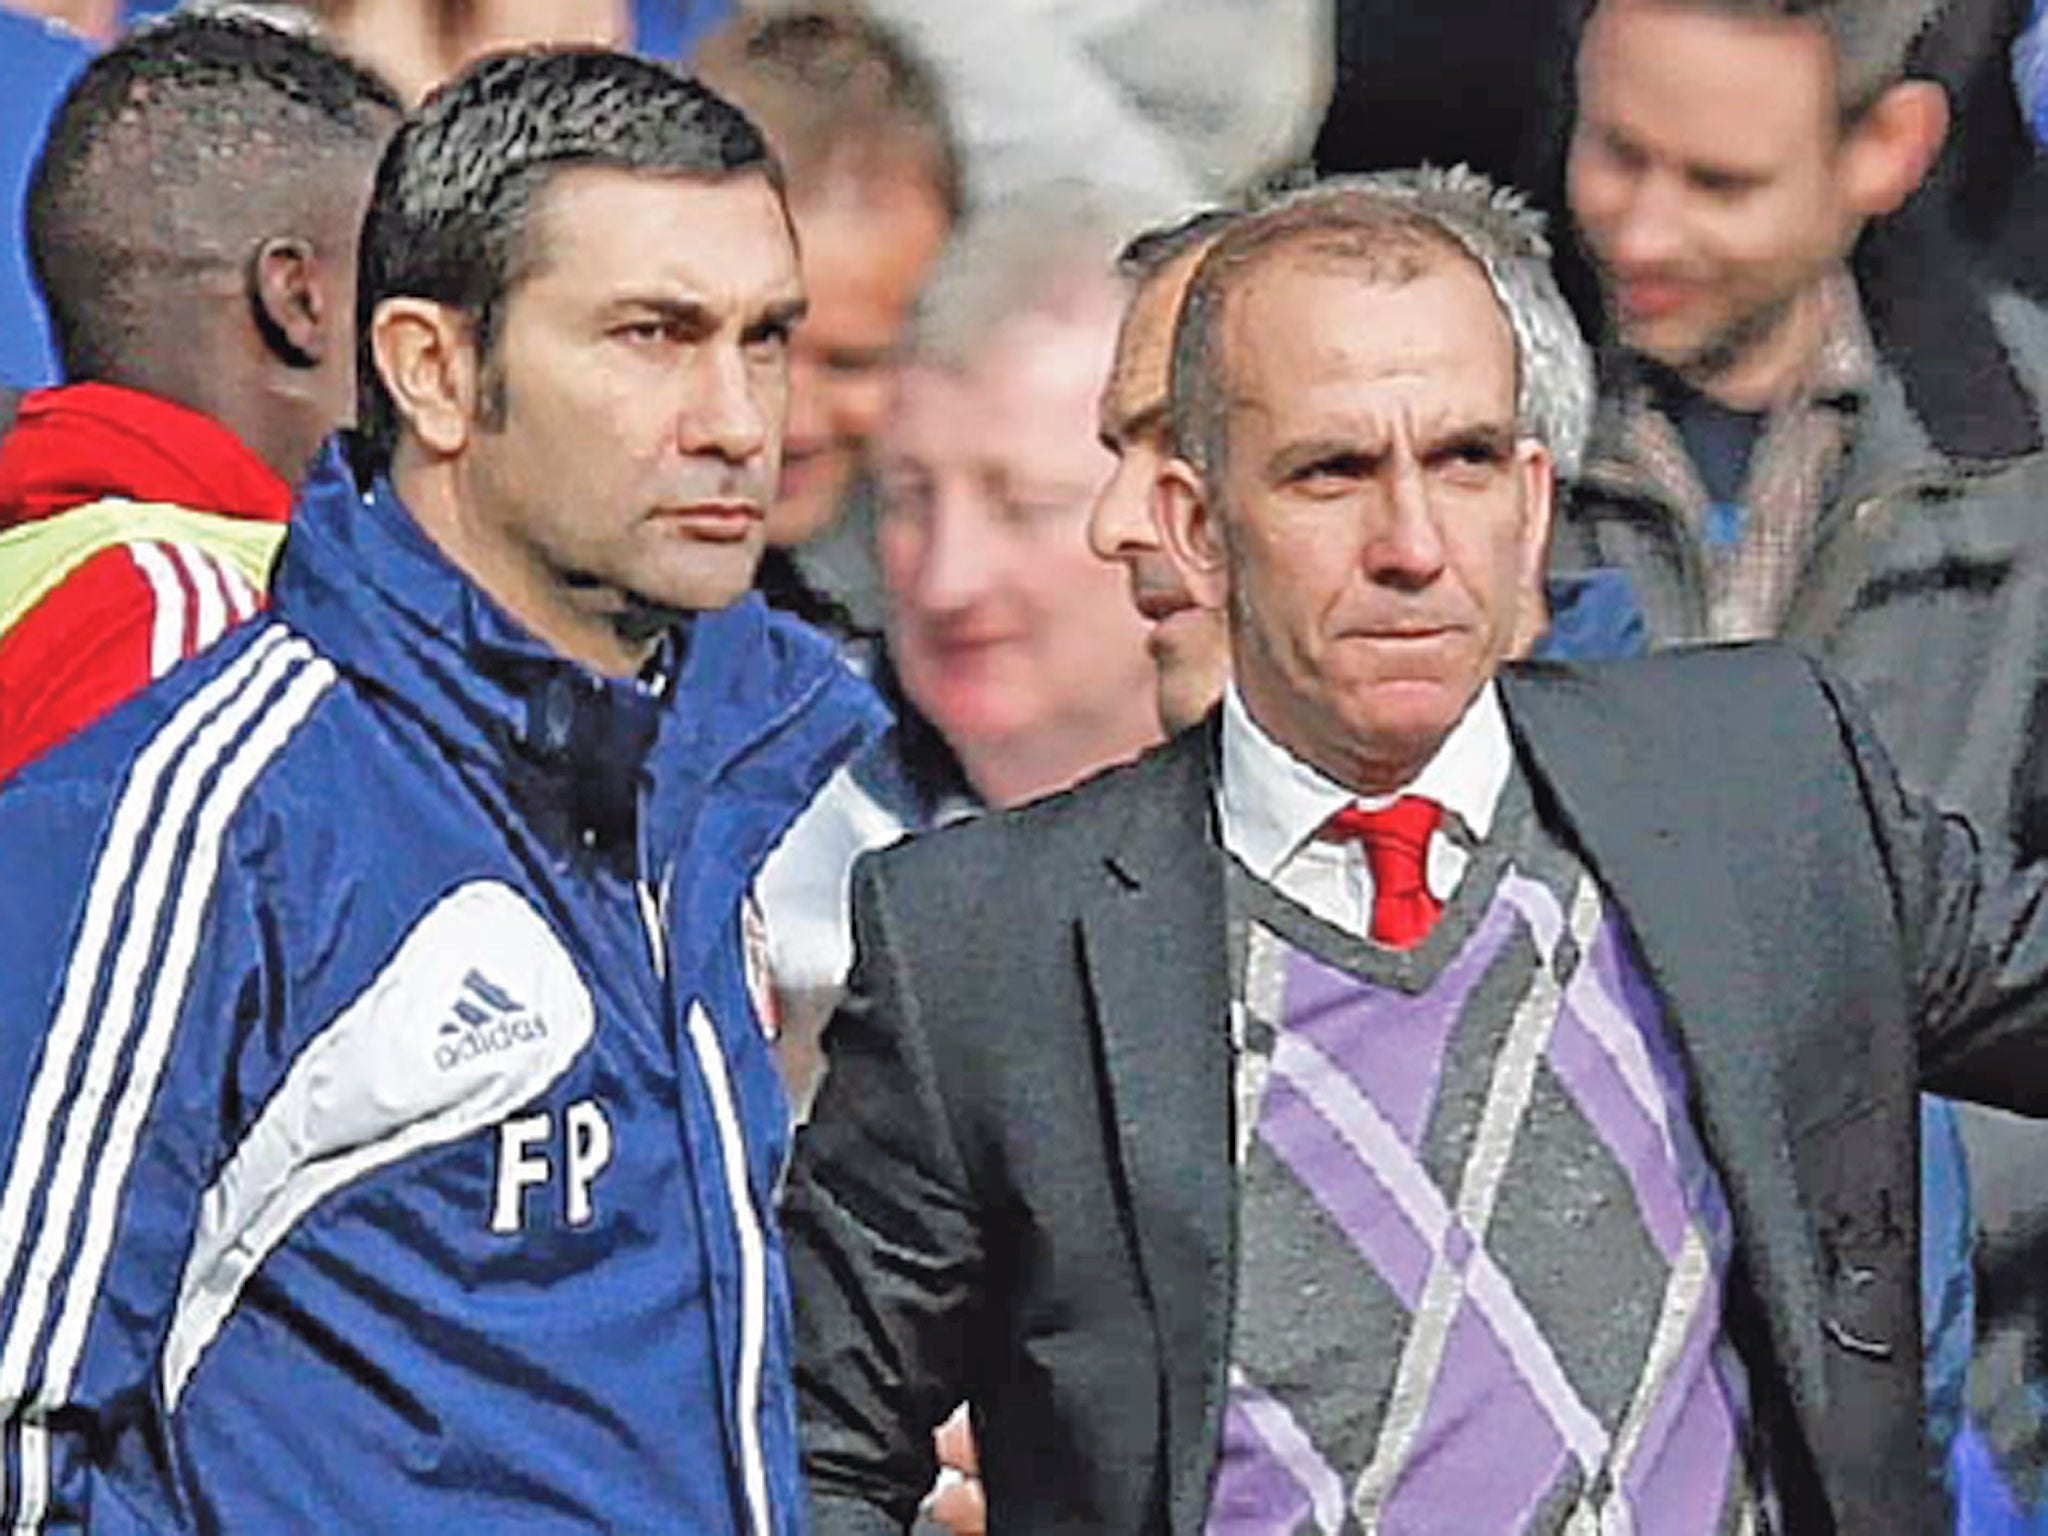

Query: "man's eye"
<box><xmin>1595</xmin><ymin>131</ymin><xmax>1647</xmax><ymax>176</ymax></box>
<box><xmin>615</xmin><ymin>320</ymin><xmax>673</xmax><ymax>345</ymax></box>
<box><xmin>1689</xmin><ymin>168</ymin><xmax>1758</xmax><ymax>199</ymax></box>
<box><xmin>1292</xmin><ymin>455</ymin><xmax>1369</xmax><ymax>491</ymax></box>
<box><xmin>1432</xmin><ymin>441</ymin><xmax>1507</xmax><ymax>484</ymax></box>
<box><xmin>746</xmin><ymin>322</ymin><xmax>794</xmax><ymax>356</ymax></box>
<box><xmin>821</xmin><ymin>349</ymin><xmax>887</xmax><ymax>378</ymax></box>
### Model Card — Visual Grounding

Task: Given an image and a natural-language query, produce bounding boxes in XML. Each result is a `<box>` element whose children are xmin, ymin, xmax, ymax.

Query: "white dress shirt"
<box><xmin>1216</xmin><ymin>682</ymin><xmax>1513</xmax><ymax>938</ymax></box>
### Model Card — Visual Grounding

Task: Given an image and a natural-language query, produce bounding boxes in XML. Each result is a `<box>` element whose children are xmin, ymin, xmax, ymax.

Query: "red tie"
<box><xmin>1321</xmin><ymin>795</ymin><xmax>1444</xmax><ymax>949</ymax></box>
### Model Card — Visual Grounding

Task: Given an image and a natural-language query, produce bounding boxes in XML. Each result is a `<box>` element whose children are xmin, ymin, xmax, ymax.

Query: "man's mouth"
<box><xmin>1614</xmin><ymin>274</ymin><xmax>1697</xmax><ymax>322</ymax></box>
<box><xmin>1351</xmin><ymin>622</ymin><xmax>1460</xmax><ymax>646</ymax></box>
<box><xmin>1134</xmin><ymin>587</ymin><xmax>1196</xmax><ymax>623</ymax></box>
<box><xmin>657</xmin><ymin>502</ymin><xmax>764</xmax><ymax>541</ymax></box>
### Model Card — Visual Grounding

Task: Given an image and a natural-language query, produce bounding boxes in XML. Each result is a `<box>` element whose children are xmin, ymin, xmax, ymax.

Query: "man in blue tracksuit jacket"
<box><xmin>0</xmin><ymin>49</ymin><xmax>881</xmax><ymax>1534</ymax></box>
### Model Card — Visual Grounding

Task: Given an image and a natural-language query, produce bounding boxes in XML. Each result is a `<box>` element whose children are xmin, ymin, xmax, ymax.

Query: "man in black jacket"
<box><xmin>787</xmin><ymin>173</ymin><xmax>2048</xmax><ymax>1534</ymax></box>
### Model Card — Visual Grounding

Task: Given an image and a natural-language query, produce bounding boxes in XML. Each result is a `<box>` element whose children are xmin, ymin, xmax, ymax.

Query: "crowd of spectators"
<box><xmin>5</xmin><ymin>0</ymin><xmax>2048</xmax><ymax>1532</ymax></box>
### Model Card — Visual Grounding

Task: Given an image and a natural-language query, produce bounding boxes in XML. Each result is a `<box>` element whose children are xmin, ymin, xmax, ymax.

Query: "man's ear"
<box><xmin>1516</xmin><ymin>439</ymin><xmax>1556</xmax><ymax>593</ymax></box>
<box><xmin>248</xmin><ymin>238</ymin><xmax>329</xmax><ymax>368</ymax></box>
<box><xmin>1507</xmin><ymin>441</ymin><xmax>1557</xmax><ymax>661</ymax></box>
<box><xmin>1843</xmin><ymin>79</ymin><xmax>1948</xmax><ymax>220</ymax></box>
<box><xmin>370</xmin><ymin>297</ymin><xmax>477</xmax><ymax>459</ymax></box>
<box><xmin>1154</xmin><ymin>456</ymin><xmax>1230</xmax><ymax>613</ymax></box>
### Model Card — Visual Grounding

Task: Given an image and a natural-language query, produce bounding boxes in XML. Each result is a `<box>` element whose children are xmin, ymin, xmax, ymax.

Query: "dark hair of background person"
<box><xmin>354</xmin><ymin>47</ymin><xmax>784</xmax><ymax>477</ymax></box>
<box><xmin>691</xmin><ymin>2</ymin><xmax>964</xmax><ymax>222</ymax></box>
<box><xmin>1115</xmin><ymin>207</ymin><xmax>1242</xmax><ymax>285</ymax></box>
<box><xmin>26</xmin><ymin>12</ymin><xmax>400</xmax><ymax>388</ymax></box>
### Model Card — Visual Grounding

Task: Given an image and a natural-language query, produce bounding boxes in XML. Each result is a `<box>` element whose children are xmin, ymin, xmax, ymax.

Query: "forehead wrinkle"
<box><xmin>1248</xmin><ymin>367</ymin><xmax>1522</xmax><ymax>474</ymax></box>
<box><xmin>523</xmin><ymin>165</ymin><xmax>794</xmax><ymax>292</ymax></box>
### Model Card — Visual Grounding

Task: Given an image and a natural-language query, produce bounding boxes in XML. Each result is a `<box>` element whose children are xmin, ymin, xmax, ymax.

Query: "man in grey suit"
<box><xmin>783</xmin><ymin>179</ymin><xmax>2048</xmax><ymax>1533</ymax></box>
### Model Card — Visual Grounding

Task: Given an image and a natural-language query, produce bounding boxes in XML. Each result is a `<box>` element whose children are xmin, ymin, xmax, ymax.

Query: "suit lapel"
<box><xmin>1078</xmin><ymin>726</ymin><xmax>1236</xmax><ymax>1534</ymax></box>
<box><xmin>1498</xmin><ymin>666</ymin><xmax>1831</xmax><ymax>1450</ymax></box>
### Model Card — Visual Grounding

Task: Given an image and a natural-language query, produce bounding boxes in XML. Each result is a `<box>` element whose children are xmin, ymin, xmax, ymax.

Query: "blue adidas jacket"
<box><xmin>0</xmin><ymin>440</ymin><xmax>885</xmax><ymax>1533</ymax></box>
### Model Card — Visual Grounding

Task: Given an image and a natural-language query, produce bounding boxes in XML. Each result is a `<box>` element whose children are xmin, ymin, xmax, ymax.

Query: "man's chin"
<box><xmin>1156</xmin><ymin>671</ymin><xmax>1222</xmax><ymax>736</ymax></box>
<box><xmin>628</xmin><ymin>542</ymin><xmax>766</xmax><ymax>616</ymax></box>
<box><xmin>1618</xmin><ymin>301</ymin><xmax>1789</xmax><ymax>393</ymax></box>
<box><xmin>1617</xmin><ymin>315</ymin><xmax>1711</xmax><ymax>372</ymax></box>
<box><xmin>1339</xmin><ymin>675</ymin><xmax>1481</xmax><ymax>753</ymax></box>
<box><xmin>1150</xmin><ymin>615</ymin><xmax>1230</xmax><ymax>734</ymax></box>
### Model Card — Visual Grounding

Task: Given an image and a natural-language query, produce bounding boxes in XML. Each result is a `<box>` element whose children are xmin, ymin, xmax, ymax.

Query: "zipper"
<box><xmin>639</xmin><ymin>860</ymin><xmax>773</xmax><ymax>1536</ymax></box>
<box><xmin>681</xmin><ymin>998</ymin><xmax>773</xmax><ymax>1536</ymax></box>
<box><xmin>636</xmin><ymin>877</ymin><xmax>669</xmax><ymax>982</ymax></box>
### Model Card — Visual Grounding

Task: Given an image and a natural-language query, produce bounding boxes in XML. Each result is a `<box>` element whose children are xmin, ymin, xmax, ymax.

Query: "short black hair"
<box><xmin>355</xmin><ymin>47</ymin><xmax>784</xmax><ymax>476</ymax></box>
<box><xmin>26</xmin><ymin>12</ymin><xmax>399</xmax><ymax>383</ymax></box>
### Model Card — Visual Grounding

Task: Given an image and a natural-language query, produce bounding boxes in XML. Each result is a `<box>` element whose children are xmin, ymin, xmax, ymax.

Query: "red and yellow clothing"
<box><xmin>0</xmin><ymin>383</ymin><xmax>288</xmax><ymax>782</ymax></box>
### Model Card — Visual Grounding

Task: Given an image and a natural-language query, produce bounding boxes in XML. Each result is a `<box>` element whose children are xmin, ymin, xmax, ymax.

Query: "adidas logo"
<box><xmin>435</xmin><ymin>968</ymin><xmax>549</xmax><ymax>1071</ymax></box>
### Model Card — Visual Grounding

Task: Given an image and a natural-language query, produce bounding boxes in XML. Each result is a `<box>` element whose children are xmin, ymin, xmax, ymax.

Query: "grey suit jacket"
<box><xmin>785</xmin><ymin>644</ymin><xmax>2048</xmax><ymax>1534</ymax></box>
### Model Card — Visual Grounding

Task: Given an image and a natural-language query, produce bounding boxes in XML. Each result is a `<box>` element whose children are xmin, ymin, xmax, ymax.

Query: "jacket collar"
<box><xmin>1081</xmin><ymin>724</ymin><xmax>1237</xmax><ymax>1534</ymax></box>
<box><xmin>0</xmin><ymin>382</ymin><xmax>293</xmax><ymax>529</ymax></box>
<box><xmin>273</xmin><ymin>437</ymin><xmax>886</xmax><ymax>868</ymax></box>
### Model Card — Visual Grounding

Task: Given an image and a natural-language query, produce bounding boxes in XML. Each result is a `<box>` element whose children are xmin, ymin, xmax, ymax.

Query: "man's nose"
<box><xmin>1086</xmin><ymin>455</ymin><xmax>1161</xmax><ymax>563</ymax></box>
<box><xmin>681</xmin><ymin>343</ymin><xmax>771</xmax><ymax>464</ymax></box>
<box><xmin>916</xmin><ymin>492</ymin><xmax>1003</xmax><ymax>613</ymax></box>
<box><xmin>1606</xmin><ymin>174</ymin><xmax>1689</xmax><ymax>271</ymax></box>
<box><xmin>1364</xmin><ymin>461</ymin><xmax>1447</xmax><ymax>589</ymax></box>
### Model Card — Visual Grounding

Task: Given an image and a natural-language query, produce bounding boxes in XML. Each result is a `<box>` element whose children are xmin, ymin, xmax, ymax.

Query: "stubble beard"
<box><xmin>1640</xmin><ymin>285</ymin><xmax>1803</xmax><ymax>400</ymax></box>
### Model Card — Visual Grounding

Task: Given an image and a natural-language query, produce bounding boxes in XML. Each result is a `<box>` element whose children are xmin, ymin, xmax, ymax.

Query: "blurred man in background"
<box><xmin>754</xmin><ymin>183</ymin><xmax>1172</xmax><ymax>1104</ymax></box>
<box><xmin>873</xmin><ymin>188</ymin><xmax>1160</xmax><ymax>814</ymax></box>
<box><xmin>1561</xmin><ymin>0</ymin><xmax>2048</xmax><ymax>843</ymax></box>
<box><xmin>698</xmin><ymin>2</ymin><xmax>960</xmax><ymax>634</ymax></box>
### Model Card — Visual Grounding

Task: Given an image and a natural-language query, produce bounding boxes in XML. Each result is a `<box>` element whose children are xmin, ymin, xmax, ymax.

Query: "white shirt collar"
<box><xmin>1218</xmin><ymin>680</ymin><xmax>1512</xmax><ymax>882</ymax></box>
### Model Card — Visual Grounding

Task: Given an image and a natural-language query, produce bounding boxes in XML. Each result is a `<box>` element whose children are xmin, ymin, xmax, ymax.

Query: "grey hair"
<box><xmin>1263</xmin><ymin>166</ymin><xmax>1594</xmax><ymax>480</ymax></box>
<box><xmin>905</xmin><ymin>178</ymin><xmax>1188</xmax><ymax>372</ymax></box>
<box><xmin>1170</xmin><ymin>165</ymin><xmax>1594</xmax><ymax>481</ymax></box>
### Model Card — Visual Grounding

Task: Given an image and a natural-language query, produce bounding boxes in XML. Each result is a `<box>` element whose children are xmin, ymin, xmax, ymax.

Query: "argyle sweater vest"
<box><xmin>1207</xmin><ymin>775</ymin><xmax>1772</xmax><ymax>1535</ymax></box>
